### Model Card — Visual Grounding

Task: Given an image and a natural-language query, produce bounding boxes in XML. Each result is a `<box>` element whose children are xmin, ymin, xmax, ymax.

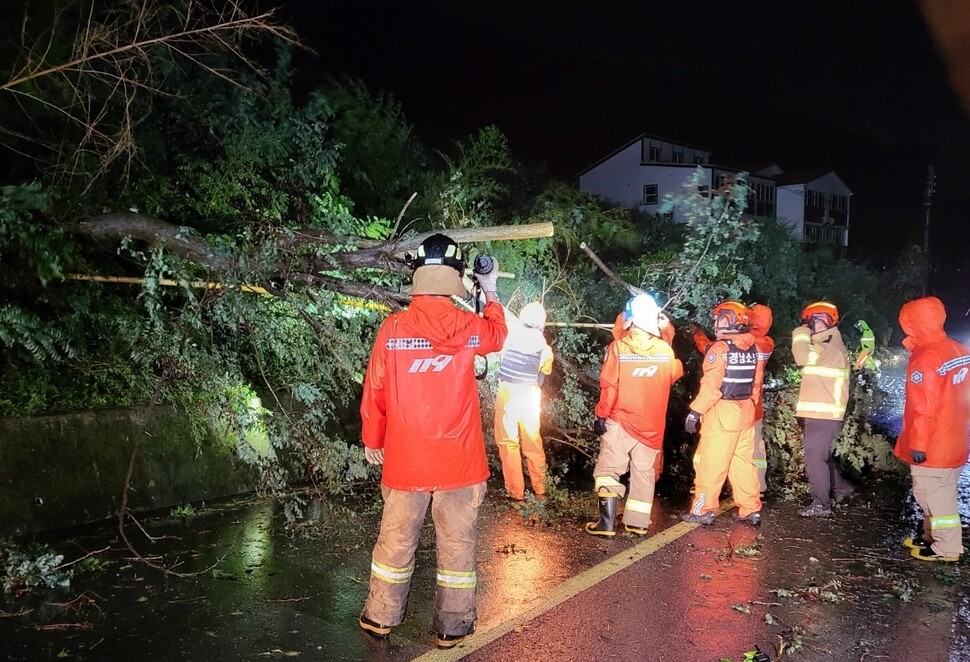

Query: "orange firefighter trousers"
<box><xmin>494</xmin><ymin>381</ymin><xmax>547</xmax><ymax>499</ymax></box>
<box><xmin>689</xmin><ymin>400</ymin><xmax>762</xmax><ymax>518</ymax></box>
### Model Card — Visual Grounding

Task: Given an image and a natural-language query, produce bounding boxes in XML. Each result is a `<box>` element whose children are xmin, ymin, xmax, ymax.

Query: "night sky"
<box><xmin>284</xmin><ymin>0</ymin><xmax>969</xmax><ymax>321</ymax></box>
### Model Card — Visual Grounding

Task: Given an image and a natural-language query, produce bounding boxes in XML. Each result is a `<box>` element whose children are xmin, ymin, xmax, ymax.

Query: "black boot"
<box><xmin>585</xmin><ymin>494</ymin><xmax>617</xmax><ymax>537</ymax></box>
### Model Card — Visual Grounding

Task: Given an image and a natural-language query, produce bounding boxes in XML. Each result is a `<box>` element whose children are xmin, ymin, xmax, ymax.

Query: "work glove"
<box><xmin>364</xmin><ymin>447</ymin><xmax>385</xmax><ymax>466</ymax></box>
<box><xmin>684</xmin><ymin>410</ymin><xmax>702</xmax><ymax>434</ymax></box>
<box><xmin>911</xmin><ymin>450</ymin><xmax>927</xmax><ymax>464</ymax></box>
<box><xmin>593</xmin><ymin>417</ymin><xmax>608</xmax><ymax>436</ymax></box>
<box><xmin>475</xmin><ymin>257</ymin><xmax>500</xmax><ymax>293</ymax></box>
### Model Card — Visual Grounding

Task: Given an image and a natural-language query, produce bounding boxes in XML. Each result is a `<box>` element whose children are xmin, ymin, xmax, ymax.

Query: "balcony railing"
<box><xmin>803</xmin><ymin>222</ymin><xmax>848</xmax><ymax>247</ymax></box>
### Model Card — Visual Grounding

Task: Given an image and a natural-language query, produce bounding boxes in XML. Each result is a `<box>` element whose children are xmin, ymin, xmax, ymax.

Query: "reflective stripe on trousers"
<box><xmin>363</xmin><ymin>482</ymin><xmax>486</xmax><ymax>636</ymax></box>
<box><xmin>371</xmin><ymin>559</ymin><xmax>414</xmax><ymax>584</ymax></box>
<box><xmin>437</xmin><ymin>569</ymin><xmax>477</xmax><ymax>589</ymax></box>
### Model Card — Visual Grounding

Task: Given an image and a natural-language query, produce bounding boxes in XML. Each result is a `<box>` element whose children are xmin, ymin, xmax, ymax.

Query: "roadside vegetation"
<box><xmin>0</xmin><ymin>0</ymin><xmax>922</xmax><ymax>529</ymax></box>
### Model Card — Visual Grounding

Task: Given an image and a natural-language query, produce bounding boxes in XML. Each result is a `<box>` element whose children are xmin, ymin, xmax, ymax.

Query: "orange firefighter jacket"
<box><xmin>360</xmin><ymin>296</ymin><xmax>508</xmax><ymax>491</ymax></box>
<box><xmin>792</xmin><ymin>326</ymin><xmax>849</xmax><ymax>420</ymax></box>
<box><xmin>692</xmin><ymin>327</ymin><xmax>714</xmax><ymax>355</ymax></box>
<box><xmin>595</xmin><ymin>328</ymin><xmax>683</xmax><ymax>449</ymax></box>
<box><xmin>689</xmin><ymin>332</ymin><xmax>758</xmax><ymax>417</ymax></box>
<box><xmin>894</xmin><ymin>297</ymin><xmax>970</xmax><ymax>468</ymax></box>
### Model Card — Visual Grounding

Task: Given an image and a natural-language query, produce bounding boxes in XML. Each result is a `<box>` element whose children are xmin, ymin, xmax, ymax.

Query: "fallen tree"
<box><xmin>66</xmin><ymin>213</ymin><xmax>555</xmax><ymax>309</ymax></box>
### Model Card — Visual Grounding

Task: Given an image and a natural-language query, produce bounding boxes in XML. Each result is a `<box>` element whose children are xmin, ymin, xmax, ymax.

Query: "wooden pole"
<box><xmin>546</xmin><ymin>322</ymin><xmax>612</xmax><ymax>329</ymax></box>
<box><xmin>65</xmin><ymin>273</ymin><xmax>271</xmax><ymax>295</ymax></box>
<box><xmin>579</xmin><ymin>242</ymin><xmax>644</xmax><ymax>296</ymax></box>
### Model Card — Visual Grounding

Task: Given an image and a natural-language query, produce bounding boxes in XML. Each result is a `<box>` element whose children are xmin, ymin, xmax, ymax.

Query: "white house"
<box><xmin>579</xmin><ymin>136</ymin><xmax>851</xmax><ymax>248</ymax></box>
<box><xmin>578</xmin><ymin>134</ymin><xmax>777</xmax><ymax>225</ymax></box>
<box><xmin>756</xmin><ymin>168</ymin><xmax>852</xmax><ymax>248</ymax></box>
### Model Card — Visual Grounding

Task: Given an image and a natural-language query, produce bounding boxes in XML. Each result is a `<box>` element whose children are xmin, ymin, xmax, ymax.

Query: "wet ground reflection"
<box><xmin>2</xmin><ymin>353</ymin><xmax>969</xmax><ymax>660</ymax></box>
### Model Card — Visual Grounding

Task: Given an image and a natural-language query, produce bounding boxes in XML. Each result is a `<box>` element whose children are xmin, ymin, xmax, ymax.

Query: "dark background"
<box><xmin>284</xmin><ymin>0</ymin><xmax>970</xmax><ymax>334</ymax></box>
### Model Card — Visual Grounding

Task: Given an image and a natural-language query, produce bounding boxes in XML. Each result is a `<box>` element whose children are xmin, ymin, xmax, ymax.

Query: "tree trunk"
<box><xmin>67</xmin><ymin>213</ymin><xmax>554</xmax><ymax>307</ymax></box>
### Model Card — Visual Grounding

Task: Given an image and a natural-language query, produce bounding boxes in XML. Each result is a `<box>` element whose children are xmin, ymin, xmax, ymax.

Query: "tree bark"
<box><xmin>74</xmin><ymin>213</ymin><xmax>232</xmax><ymax>271</ymax></box>
<box><xmin>68</xmin><ymin>212</ymin><xmax>554</xmax><ymax>306</ymax></box>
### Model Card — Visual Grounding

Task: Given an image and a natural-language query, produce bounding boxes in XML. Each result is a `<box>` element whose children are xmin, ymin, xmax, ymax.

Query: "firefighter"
<box><xmin>586</xmin><ymin>293</ymin><xmax>683</xmax><ymax>537</ymax></box>
<box><xmin>894</xmin><ymin>296</ymin><xmax>970</xmax><ymax>562</ymax></box>
<box><xmin>793</xmin><ymin>301</ymin><xmax>855</xmax><ymax>518</ymax></box>
<box><xmin>687</xmin><ymin>304</ymin><xmax>772</xmax><ymax>493</ymax></box>
<box><xmin>853</xmin><ymin>319</ymin><xmax>879</xmax><ymax>372</ymax></box>
<box><xmin>358</xmin><ymin>234</ymin><xmax>508</xmax><ymax>649</ymax></box>
<box><xmin>494</xmin><ymin>301</ymin><xmax>554</xmax><ymax>501</ymax></box>
<box><xmin>748</xmin><ymin>304</ymin><xmax>775</xmax><ymax>494</ymax></box>
<box><xmin>682</xmin><ymin>301</ymin><xmax>762</xmax><ymax>525</ymax></box>
<box><xmin>611</xmin><ymin>301</ymin><xmax>676</xmax><ymax>483</ymax></box>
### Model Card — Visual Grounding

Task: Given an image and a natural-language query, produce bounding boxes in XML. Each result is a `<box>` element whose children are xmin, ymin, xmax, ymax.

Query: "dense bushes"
<box><xmin>0</xmin><ymin>33</ymin><xmax>920</xmax><ymax>507</ymax></box>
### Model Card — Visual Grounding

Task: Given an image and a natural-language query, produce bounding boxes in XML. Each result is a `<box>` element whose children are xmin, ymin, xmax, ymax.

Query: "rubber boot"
<box><xmin>584</xmin><ymin>494</ymin><xmax>617</xmax><ymax>537</ymax></box>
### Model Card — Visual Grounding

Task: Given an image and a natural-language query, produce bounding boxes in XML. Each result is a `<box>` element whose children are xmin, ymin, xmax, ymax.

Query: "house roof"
<box><xmin>773</xmin><ymin>169</ymin><xmax>834</xmax><ymax>186</ymax></box>
<box><xmin>736</xmin><ymin>162</ymin><xmax>781</xmax><ymax>174</ymax></box>
<box><xmin>576</xmin><ymin>133</ymin><xmax>713</xmax><ymax>177</ymax></box>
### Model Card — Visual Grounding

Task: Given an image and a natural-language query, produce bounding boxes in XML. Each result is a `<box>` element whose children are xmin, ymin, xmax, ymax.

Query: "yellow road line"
<box><xmin>412</xmin><ymin>503</ymin><xmax>733</xmax><ymax>661</ymax></box>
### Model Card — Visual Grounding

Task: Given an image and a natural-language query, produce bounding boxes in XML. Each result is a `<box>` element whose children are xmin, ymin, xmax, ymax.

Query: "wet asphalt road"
<box><xmin>3</xmin><ymin>477</ymin><xmax>969</xmax><ymax>662</ymax></box>
<box><xmin>3</xmin><ymin>361</ymin><xmax>970</xmax><ymax>661</ymax></box>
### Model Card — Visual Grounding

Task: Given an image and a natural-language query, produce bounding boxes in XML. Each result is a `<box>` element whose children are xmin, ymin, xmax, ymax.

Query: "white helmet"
<box><xmin>624</xmin><ymin>294</ymin><xmax>660</xmax><ymax>336</ymax></box>
<box><xmin>519</xmin><ymin>302</ymin><xmax>547</xmax><ymax>329</ymax></box>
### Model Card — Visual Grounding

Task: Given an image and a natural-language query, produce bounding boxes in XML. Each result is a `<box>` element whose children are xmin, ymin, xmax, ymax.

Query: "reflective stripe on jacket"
<box><xmin>792</xmin><ymin>326</ymin><xmax>849</xmax><ymax>420</ymax></box>
<box><xmin>360</xmin><ymin>297</ymin><xmax>508</xmax><ymax>491</ymax></box>
<box><xmin>595</xmin><ymin>328</ymin><xmax>683</xmax><ymax>449</ymax></box>
<box><xmin>894</xmin><ymin>296</ymin><xmax>970</xmax><ymax>468</ymax></box>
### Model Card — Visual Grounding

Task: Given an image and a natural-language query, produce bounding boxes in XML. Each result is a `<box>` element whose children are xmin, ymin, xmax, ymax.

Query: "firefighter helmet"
<box><xmin>519</xmin><ymin>302</ymin><xmax>547</xmax><ymax>329</ymax></box>
<box><xmin>801</xmin><ymin>301</ymin><xmax>839</xmax><ymax>328</ymax></box>
<box><xmin>624</xmin><ymin>293</ymin><xmax>661</xmax><ymax>336</ymax></box>
<box><xmin>712</xmin><ymin>301</ymin><xmax>750</xmax><ymax>332</ymax></box>
<box><xmin>409</xmin><ymin>233</ymin><xmax>465</xmax><ymax>273</ymax></box>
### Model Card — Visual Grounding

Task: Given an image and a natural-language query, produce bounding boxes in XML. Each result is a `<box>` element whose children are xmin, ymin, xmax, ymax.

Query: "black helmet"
<box><xmin>410</xmin><ymin>233</ymin><xmax>465</xmax><ymax>273</ymax></box>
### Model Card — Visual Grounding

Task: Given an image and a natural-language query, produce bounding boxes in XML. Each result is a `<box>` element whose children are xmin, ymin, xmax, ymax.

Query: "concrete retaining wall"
<box><xmin>0</xmin><ymin>407</ymin><xmax>256</xmax><ymax>537</ymax></box>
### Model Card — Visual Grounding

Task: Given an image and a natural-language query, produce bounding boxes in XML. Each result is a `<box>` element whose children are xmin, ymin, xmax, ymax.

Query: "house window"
<box><xmin>693</xmin><ymin>154</ymin><xmax>705</xmax><ymax>165</ymax></box>
<box><xmin>671</xmin><ymin>147</ymin><xmax>684</xmax><ymax>164</ymax></box>
<box><xmin>648</xmin><ymin>144</ymin><xmax>662</xmax><ymax>162</ymax></box>
<box><xmin>643</xmin><ymin>184</ymin><xmax>659</xmax><ymax>205</ymax></box>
